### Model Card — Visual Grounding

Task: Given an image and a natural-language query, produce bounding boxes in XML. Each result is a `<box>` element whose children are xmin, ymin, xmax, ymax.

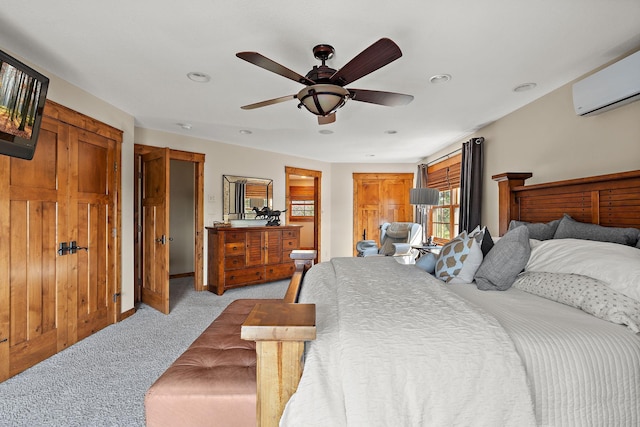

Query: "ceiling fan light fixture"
<box><xmin>297</xmin><ymin>84</ymin><xmax>350</xmax><ymax>116</ymax></box>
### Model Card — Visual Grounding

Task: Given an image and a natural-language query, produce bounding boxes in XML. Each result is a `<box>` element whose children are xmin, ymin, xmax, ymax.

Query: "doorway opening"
<box><xmin>285</xmin><ymin>166</ymin><xmax>322</xmax><ymax>264</ymax></box>
<box><xmin>134</xmin><ymin>144</ymin><xmax>205</xmax><ymax>313</ymax></box>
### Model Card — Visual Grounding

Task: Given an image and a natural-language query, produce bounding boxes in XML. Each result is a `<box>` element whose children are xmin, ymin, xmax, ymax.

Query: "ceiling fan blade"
<box><xmin>241</xmin><ymin>94</ymin><xmax>297</xmax><ymax>110</ymax></box>
<box><xmin>348</xmin><ymin>89</ymin><xmax>414</xmax><ymax>106</ymax></box>
<box><xmin>318</xmin><ymin>113</ymin><xmax>336</xmax><ymax>125</ymax></box>
<box><xmin>236</xmin><ymin>52</ymin><xmax>316</xmax><ymax>85</ymax></box>
<box><xmin>330</xmin><ymin>38</ymin><xmax>402</xmax><ymax>86</ymax></box>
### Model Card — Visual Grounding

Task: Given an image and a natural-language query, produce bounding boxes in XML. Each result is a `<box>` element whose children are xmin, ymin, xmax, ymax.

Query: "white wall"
<box><xmin>169</xmin><ymin>159</ymin><xmax>195</xmax><ymax>275</ymax></box>
<box><xmin>424</xmin><ymin>53</ymin><xmax>640</xmax><ymax>236</ymax></box>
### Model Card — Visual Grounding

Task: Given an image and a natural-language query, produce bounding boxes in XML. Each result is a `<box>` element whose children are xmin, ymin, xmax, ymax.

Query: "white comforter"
<box><xmin>449</xmin><ymin>282</ymin><xmax>640</xmax><ymax>426</ymax></box>
<box><xmin>281</xmin><ymin>257</ymin><xmax>536</xmax><ymax>427</ymax></box>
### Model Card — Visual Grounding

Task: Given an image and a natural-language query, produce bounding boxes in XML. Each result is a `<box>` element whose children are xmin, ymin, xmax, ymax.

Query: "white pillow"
<box><xmin>525</xmin><ymin>238</ymin><xmax>640</xmax><ymax>302</ymax></box>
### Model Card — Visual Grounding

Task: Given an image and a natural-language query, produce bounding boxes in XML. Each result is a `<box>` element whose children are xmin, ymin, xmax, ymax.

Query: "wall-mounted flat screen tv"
<box><xmin>0</xmin><ymin>49</ymin><xmax>49</xmax><ymax>160</ymax></box>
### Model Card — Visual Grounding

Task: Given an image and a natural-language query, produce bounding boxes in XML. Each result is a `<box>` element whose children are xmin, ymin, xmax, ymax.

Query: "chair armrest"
<box><xmin>391</xmin><ymin>242</ymin><xmax>412</xmax><ymax>255</ymax></box>
<box><xmin>361</xmin><ymin>247</ymin><xmax>381</xmax><ymax>257</ymax></box>
<box><xmin>356</xmin><ymin>240</ymin><xmax>378</xmax><ymax>254</ymax></box>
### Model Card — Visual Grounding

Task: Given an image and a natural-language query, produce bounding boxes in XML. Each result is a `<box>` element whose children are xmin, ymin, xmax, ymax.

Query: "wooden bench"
<box><xmin>144</xmin><ymin>251</ymin><xmax>315</xmax><ymax>427</ymax></box>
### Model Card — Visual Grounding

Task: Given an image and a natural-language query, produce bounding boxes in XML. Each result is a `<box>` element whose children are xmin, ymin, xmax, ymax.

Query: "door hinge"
<box><xmin>114</xmin><ymin>161</ymin><xmax>118</xmax><ymax>172</ymax></box>
<box><xmin>112</xmin><ymin>228</ymin><xmax>117</xmax><ymax>238</ymax></box>
<box><xmin>113</xmin><ymin>293</ymin><xmax>121</xmax><ymax>303</ymax></box>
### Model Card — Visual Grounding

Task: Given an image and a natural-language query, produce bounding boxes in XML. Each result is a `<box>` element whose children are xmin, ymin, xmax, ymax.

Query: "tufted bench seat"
<box><xmin>144</xmin><ymin>298</ymin><xmax>280</xmax><ymax>427</ymax></box>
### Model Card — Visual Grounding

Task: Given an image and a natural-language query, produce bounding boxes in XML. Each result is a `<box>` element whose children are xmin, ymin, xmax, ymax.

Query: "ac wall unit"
<box><xmin>572</xmin><ymin>50</ymin><xmax>640</xmax><ymax>116</ymax></box>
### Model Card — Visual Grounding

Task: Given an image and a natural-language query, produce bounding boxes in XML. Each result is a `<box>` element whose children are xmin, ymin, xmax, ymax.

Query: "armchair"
<box><xmin>356</xmin><ymin>222</ymin><xmax>423</xmax><ymax>264</ymax></box>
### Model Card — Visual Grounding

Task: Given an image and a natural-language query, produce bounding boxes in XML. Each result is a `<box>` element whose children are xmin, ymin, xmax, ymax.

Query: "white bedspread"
<box><xmin>449</xmin><ymin>283</ymin><xmax>640</xmax><ymax>427</ymax></box>
<box><xmin>281</xmin><ymin>257</ymin><xmax>536</xmax><ymax>427</ymax></box>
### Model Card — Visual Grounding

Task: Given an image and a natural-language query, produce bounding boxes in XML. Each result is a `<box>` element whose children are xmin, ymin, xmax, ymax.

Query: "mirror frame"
<box><xmin>223</xmin><ymin>175</ymin><xmax>273</xmax><ymax>220</ymax></box>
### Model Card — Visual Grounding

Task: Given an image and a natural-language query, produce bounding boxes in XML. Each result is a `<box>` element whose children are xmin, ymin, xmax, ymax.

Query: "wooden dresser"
<box><xmin>206</xmin><ymin>225</ymin><xmax>301</xmax><ymax>295</ymax></box>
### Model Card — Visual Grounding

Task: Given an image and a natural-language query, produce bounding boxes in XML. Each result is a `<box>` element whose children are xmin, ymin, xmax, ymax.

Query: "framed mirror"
<box><xmin>223</xmin><ymin>175</ymin><xmax>273</xmax><ymax>220</ymax></box>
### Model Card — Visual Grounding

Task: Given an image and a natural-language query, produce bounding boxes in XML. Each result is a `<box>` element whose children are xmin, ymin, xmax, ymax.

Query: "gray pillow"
<box><xmin>415</xmin><ymin>252</ymin><xmax>437</xmax><ymax>274</ymax></box>
<box><xmin>637</xmin><ymin>239</ymin><xmax>640</xmax><ymax>249</ymax></box>
<box><xmin>475</xmin><ymin>225</ymin><xmax>531</xmax><ymax>291</ymax></box>
<box><xmin>553</xmin><ymin>214</ymin><xmax>640</xmax><ymax>246</ymax></box>
<box><xmin>508</xmin><ymin>218</ymin><xmax>560</xmax><ymax>240</ymax></box>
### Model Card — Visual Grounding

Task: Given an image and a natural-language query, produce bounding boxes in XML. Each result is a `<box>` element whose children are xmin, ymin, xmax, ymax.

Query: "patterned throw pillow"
<box><xmin>434</xmin><ymin>228</ymin><xmax>485</xmax><ymax>283</ymax></box>
<box><xmin>514</xmin><ymin>271</ymin><xmax>640</xmax><ymax>333</ymax></box>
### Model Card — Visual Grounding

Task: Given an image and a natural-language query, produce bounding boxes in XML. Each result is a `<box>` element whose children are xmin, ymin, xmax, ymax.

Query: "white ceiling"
<box><xmin>1</xmin><ymin>1</ymin><xmax>639</xmax><ymax>163</ymax></box>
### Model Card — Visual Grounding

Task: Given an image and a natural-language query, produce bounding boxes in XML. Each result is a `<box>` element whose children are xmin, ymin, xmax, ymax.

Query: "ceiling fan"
<box><xmin>236</xmin><ymin>38</ymin><xmax>414</xmax><ymax>125</ymax></box>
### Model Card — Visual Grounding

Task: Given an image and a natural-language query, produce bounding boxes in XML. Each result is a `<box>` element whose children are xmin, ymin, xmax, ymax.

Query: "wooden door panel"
<box><xmin>246</xmin><ymin>231</ymin><xmax>264</xmax><ymax>266</ymax></box>
<box><xmin>75</xmin><ymin>202</ymin><xmax>109</xmax><ymax>340</ymax></box>
<box><xmin>70</xmin><ymin>128</ymin><xmax>113</xmax><ymax>339</ymax></box>
<box><xmin>5</xmin><ymin>118</ymin><xmax>68</xmax><ymax>378</ymax></box>
<box><xmin>141</xmin><ymin>148</ymin><xmax>170</xmax><ymax>314</ymax></box>
<box><xmin>265</xmin><ymin>231</ymin><xmax>282</xmax><ymax>265</ymax></box>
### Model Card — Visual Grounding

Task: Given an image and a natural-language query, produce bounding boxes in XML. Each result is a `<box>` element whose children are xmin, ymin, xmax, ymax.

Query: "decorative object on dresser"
<box><xmin>206</xmin><ymin>225</ymin><xmax>301</xmax><ymax>294</ymax></box>
<box><xmin>223</xmin><ymin>174</ymin><xmax>273</xmax><ymax>221</ymax></box>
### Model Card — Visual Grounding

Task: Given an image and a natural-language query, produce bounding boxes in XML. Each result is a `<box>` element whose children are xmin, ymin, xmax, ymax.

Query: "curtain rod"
<box><xmin>424</xmin><ymin>148</ymin><xmax>462</xmax><ymax>166</ymax></box>
<box><xmin>422</xmin><ymin>137</ymin><xmax>484</xmax><ymax>166</ymax></box>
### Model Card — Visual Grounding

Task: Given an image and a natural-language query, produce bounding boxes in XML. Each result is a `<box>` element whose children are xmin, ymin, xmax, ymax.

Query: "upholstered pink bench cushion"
<box><xmin>145</xmin><ymin>299</ymin><xmax>280</xmax><ymax>427</ymax></box>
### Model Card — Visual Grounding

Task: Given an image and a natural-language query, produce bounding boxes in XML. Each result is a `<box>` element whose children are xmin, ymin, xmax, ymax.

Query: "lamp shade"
<box><xmin>297</xmin><ymin>84</ymin><xmax>350</xmax><ymax>116</ymax></box>
<box><xmin>410</xmin><ymin>188</ymin><xmax>440</xmax><ymax>206</ymax></box>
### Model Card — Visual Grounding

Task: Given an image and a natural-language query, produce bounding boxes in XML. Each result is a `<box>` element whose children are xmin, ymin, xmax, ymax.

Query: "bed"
<box><xmin>245</xmin><ymin>169</ymin><xmax>640</xmax><ymax>427</ymax></box>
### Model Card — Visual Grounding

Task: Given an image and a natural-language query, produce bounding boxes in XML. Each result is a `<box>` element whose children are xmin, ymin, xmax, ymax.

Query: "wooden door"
<box><xmin>0</xmin><ymin>101</ymin><xmax>121</xmax><ymax>382</ymax></box>
<box><xmin>265</xmin><ymin>230</ymin><xmax>282</xmax><ymax>265</ymax></box>
<box><xmin>141</xmin><ymin>147</ymin><xmax>170</xmax><ymax>314</ymax></box>
<box><xmin>69</xmin><ymin>127</ymin><xmax>116</xmax><ymax>341</ymax></box>
<box><xmin>0</xmin><ymin>117</ymin><xmax>70</xmax><ymax>379</ymax></box>
<box><xmin>353</xmin><ymin>173</ymin><xmax>414</xmax><ymax>254</ymax></box>
<box><xmin>246</xmin><ymin>231</ymin><xmax>265</xmax><ymax>266</ymax></box>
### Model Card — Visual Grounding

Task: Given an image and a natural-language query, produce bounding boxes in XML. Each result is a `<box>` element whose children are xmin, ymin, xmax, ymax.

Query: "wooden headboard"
<box><xmin>492</xmin><ymin>170</ymin><xmax>640</xmax><ymax>236</ymax></box>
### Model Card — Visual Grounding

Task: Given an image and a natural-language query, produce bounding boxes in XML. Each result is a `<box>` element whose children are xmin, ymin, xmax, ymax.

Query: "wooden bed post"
<box><xmin>241</xmin><ymin>302</ymin><xmax>316</xmax><ymax>427</ymax></box>
<box><xmin>492</xmin><ymin>172</ymin><xmax>532</xmax><ymax>235</ymax></box>
<box><xmin>241</xmin><ymin>250</ymin><xmax>317</xmax><ymax>427</ymax></box>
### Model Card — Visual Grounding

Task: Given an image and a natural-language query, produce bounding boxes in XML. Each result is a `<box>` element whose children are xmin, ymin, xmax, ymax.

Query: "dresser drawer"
<box><xmin>225</xmin><ymin>231</ymin><xmax>246</xmax><ymax>243</ymax></box>
<box><xmin>224</xmin><ymin>256</ymin><xmax>245</xmax><ymax>270</ymax></box>
<box><xmin>225</xmin><ymin>241</ymin><xmax>246</xmax><ymax>256</ymax></box>
<box><xmin>266</xmin><ymin>262</ymin><xmax>295</xmax><ymax>281</ymax></box>
<box><xmin>282</xmin><ymin>229</ymin><xmax>298</xmax><ymax>239</ymax></box>
<box><xmin>282</xmin><ymin>238</ymin><xmax>298</xmax><ymax>251</ymax></box>
<box><xmin>226</xmin><ymin>266</ymin><xmax>264</xmax><ymax>286</ymax></box>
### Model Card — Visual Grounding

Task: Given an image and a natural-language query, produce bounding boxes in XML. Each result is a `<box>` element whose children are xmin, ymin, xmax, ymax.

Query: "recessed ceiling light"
<box><xmin>429</xmin><ymin>74</ymin><xmax>451</xmax><ymax>84</ymax></box>
<box><xmin>384</xmin><ymin>130</ymin><xmax>397</xmax><ymax>134</ymax></box>
<box><xmin>513</xmin><ymin>82</ymin><xmax>537</xmax><ymax>92</ymax></box>
<box><xmin>187</xmin><ymin>72</ymin><xmax>211</xmax><ymax>83</ymax></box>
<box><xmin>177</xmin><ymin>123</ymin><xmax>192</xmax><ymax>130</ymax></box>
<box><xmin>318</xmin><ymin>129</ymin><xmax>333</xmax><ymax>135</ymax></box>
<box><xmin>239</xmin><ymin>129</ymin><xmax>252</xmax><ymax>135</ymax></box>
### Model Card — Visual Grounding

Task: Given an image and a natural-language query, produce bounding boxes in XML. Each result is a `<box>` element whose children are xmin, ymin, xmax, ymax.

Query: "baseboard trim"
<box><xmin>119</xmin><ymin>307</ymin><xmax>136</xmax><ymax>321</ymax></box>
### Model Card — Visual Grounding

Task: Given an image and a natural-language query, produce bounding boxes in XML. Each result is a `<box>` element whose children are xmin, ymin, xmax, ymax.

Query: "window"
<box><xmin>430</xmin><ymin>188</ymin><xmax>459</xmax><ymax>243</ymax></box>
<box><xmin>425</xmin><ymin>154</ymin><xmax>461</xmax><ymax>245</ymax></box>
<box><xmin>289</xmin><ymin>185</ymin><xmax>315</xmax><ymax>221</ymax></box>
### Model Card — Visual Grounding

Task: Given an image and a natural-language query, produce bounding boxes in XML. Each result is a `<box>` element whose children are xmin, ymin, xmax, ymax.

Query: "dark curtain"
<box><xmin>458</xmin><ymin>137</ymin><xmax>484</xmax><ymax>233</ymax></box>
